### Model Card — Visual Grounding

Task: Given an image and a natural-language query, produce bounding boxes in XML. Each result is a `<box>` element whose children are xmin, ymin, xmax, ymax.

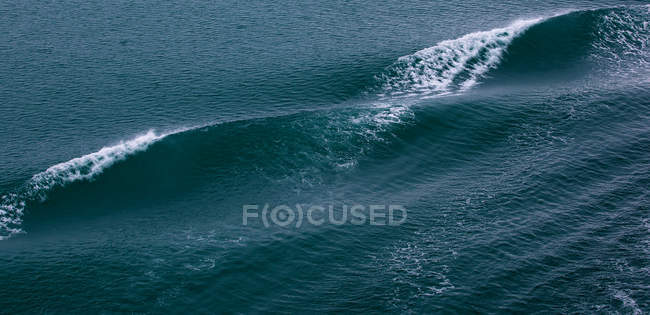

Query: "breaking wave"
<box><xmin>377</xmin><ymin>18</ymin><xmax>543</xmax><ymax>96</ymax></box>
<box><xmin>1</xmin><ymin>5</ymin><xmax>647</xmax><ymax>240</ymax></box>
<box><xmin>0</xmin><ymin>129</ymin><xmax>184</xmax><ymax>239</ymax></box>
<box><xmin>376</xmin><ymin>5</ymin><xmax>649</xmax><ymax>96</ymax></box>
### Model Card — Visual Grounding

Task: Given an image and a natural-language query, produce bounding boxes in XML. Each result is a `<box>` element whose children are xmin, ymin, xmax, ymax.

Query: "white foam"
<box><xmin>592</xmin><ymin>7</ymin><xmax>650</xmax><ymax>73</ymax></box>
<box><xmin>29</xmin><ymin>130</ymin><xmax>165</xmax><ymax>192</ymax></box>
<box><xmin>379</xmin><ymin>18</ymin><xmax>543</xmax><ymax>96</ymax></box>
<box><xmin>613</xmin><ymin>290</ymin><xmax>643</xmax><ymax>315</ymax></box>
<box><xmin>0</xmin><ymin>128</ymin><xmax>186</xmax><ymax>240</ymax></box>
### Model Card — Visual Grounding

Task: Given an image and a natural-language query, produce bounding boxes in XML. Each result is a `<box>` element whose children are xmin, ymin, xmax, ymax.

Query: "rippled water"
<box><xmin>1</xmin><ymin>0</ymin><xmax>649</xmax><ymax>313</ymax></box>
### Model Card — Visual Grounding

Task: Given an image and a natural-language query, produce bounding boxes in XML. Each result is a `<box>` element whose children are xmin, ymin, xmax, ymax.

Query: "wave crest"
<box><xmin>377</xmin><ymin>18</ymin><xmax>542</xmax><ymax>97</ymax></box>
<box><xmin>0</xmin><ymin>130</ymin><xmax>174</xmax><ymax>239</ymax></box>
<box><xmin>377</xmin><ymin>6</ymin><xmax>649</xmax><ymax>95</ymax></box>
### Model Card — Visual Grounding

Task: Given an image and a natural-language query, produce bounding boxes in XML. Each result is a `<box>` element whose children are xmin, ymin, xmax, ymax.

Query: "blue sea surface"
<box><xmin>1</xmin><ymin>0</ymin><xmax>649</xmax><ymax>313</ymax></box>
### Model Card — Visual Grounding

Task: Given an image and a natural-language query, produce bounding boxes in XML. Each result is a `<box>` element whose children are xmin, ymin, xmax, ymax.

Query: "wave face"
<box><xmin>0</xmin><ymin>107</ymin><xmax>413</xmax><ymax>239</ymax></box>
<box><xmin>486</xmin><ymin>6</ymin><xmax>650</xmax><ymax>85</ymax></box>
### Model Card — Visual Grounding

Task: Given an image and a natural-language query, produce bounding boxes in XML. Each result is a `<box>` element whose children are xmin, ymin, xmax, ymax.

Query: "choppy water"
<box><xmin>1</xmin><ymin>1</ymin><xmax>649</xmax><ymax>313</ymax></box>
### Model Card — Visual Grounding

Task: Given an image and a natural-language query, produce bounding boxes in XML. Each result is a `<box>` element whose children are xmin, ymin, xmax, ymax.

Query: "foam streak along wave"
<box><xmin>378</xmin><ymin>18</ymin><xmax>543</xmax><ymax>97</ymax></box>
<box><xmin>0</xmin><ymin>129</ymin><xmax>180</xmax><ymax>240</ymax></box>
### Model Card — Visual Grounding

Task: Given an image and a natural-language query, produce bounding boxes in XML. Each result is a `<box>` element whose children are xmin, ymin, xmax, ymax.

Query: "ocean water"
<box><xmin>1</xmin><ymin>0</ymin><xmax>649</xmax><ymax>313</ymax></box>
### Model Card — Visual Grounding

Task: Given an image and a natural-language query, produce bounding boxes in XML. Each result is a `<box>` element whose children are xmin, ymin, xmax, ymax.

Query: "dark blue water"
<box><xmin>1</xmin><ymin>1</ymin><xmax>649</xmax><ymax>313</ymax></box>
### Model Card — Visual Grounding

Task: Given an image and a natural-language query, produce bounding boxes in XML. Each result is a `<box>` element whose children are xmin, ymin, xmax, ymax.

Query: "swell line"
<box><xmin>0</xmin><ymin>128</ymin><xmax>189</xmax><ymax>240</ymax></box>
